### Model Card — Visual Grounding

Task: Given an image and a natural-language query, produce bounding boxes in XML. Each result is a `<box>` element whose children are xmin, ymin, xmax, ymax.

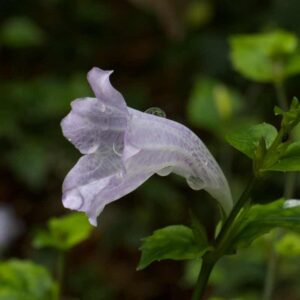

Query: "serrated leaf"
<box><xmin>230</xmin><ymin>30</ymin><xmax>298</xmax><ymax>82</ymax></box>
<box><xmin>226</xmin><ymin>123</ymin><xmax>277</xmax><ymax>158</ymax></box>
<box><xmin>266</xmin><ymin>142</ymin><xmax>300</xmax><ymax>171</ymax></box>
<box><xmin>232</xmin><ymin>199</ymin><xmax>300</xmax><ymax>248</ymax></box>
<box><xmin>0</xmin><ymin>260</ymin><xmax>57</xmax><ymax>300</ymax></box>
<box><xmin>33</xmin><ymin>212</ymin><xmax>93</xmax><ymax>251</ymax></box>
<box><xmin>138</xmin><ymin>225</ymin><xmax>210</xmax><ymax>270</ymax></box>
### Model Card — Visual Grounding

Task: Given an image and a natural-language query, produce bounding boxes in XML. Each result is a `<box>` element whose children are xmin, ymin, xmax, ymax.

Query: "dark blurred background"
<box><xmin>1</xmin><ymin>0</ymin><xmax>300</xmax><ymax>299</ymax></box>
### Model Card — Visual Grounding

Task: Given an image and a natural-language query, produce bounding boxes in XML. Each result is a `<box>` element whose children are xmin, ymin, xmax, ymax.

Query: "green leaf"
<box><xmin>187</xmin><ymin>77</ymin><xmax>243</xmax><ymax>134</ymax></box>
<box><xmin>285</xmin><ymin>53</ymin><xmax>300</xmax><ymax>77</ymax></box>
<box><xmin>232</xmin><ymin>199</ymin><xmax>300</xmax><ymax>248</ymax></box>
<box><xmin>230</xmin><ymin>30</ymin><xmax>298</xmax><ymax>82</ymax></box>
<box><xmin>189</xmin><ymin>211</ymin><xmax>208</xmax><ymax>247</ymax></box>
<box><xmin>0</xmin><ymin>17</ymin><xmax>45</xmax><ymax>48</ymax></box>
<box><xmin>226</xmin><ymin>123</ymin><xmax>277</xmax><ymax>158</ymax></box>
<box><xmin>266</xmin><ymin>141</ymin><xmax>300</xmax><ymax>171</ymax></box>
<box><xmin>275</xmin><ymin>232</ymin><xmax>300</xmax><ymax>257</ymax></box>
<box><xmin>0</xmin><ymin>260</ymin><xmax>57</xmax><ymax>300</ymax></box>
<box><xmin>138</xmin><ymin>225</ymin><xmax>210</xmax><ymax>270</ymax></box>
<box><xmin>33</xmin><ymin>212</ymin><xmax>93</xmax><ymax>251</ymax></box>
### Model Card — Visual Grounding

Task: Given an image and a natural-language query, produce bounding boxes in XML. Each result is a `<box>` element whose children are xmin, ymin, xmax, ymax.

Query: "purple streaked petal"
<box><xmin>127</xmin><ymin>108</ymin><xmax>232</xmax><ymax>213</ymax></box>
<box><xmin>63</xmin><ymin>149</ymin><xmax>152</xmax><ymax>226</ymax></box>
<box><xmin>62</xmin><ymin>151</ymin><xmax>124</xmax><ymax>193</ymax></box>
<box><xmin>61</xmin><ymin>67</ymin><xmax>233</xmax><ymax>225</ymax></box>
<box><xmin>61</xmin><ymin>97</ymin><xmax>128</xmax><ymax>155</ymax></box>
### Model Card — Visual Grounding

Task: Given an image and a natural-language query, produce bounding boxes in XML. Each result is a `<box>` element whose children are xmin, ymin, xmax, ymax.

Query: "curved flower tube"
<box><xmin>61</xmin><ymin>67</ymin><xmax>233</xmax><ymax>225</ymax></box>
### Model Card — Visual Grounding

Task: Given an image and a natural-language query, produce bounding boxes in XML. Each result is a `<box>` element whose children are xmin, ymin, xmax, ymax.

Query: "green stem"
<box><xmin>215</xmin><ymin>177</ymin><xmax>256</xmax><ymax>250</ymax></box>
<box><xmin>284</xmin><ymin>172</ymin><xmax>297</xmax><ymax>199</ymax></box>
<box><xmin>262</xmin><ymin>78</ymin><xmax>295</xmax><ymax>300</ymax></box>
<box><xmin>192</xmin><ymin>177</ymin><xmax>257</xmax><ymax>299</ymax></box>
<box><xmin>274</xmin><ymin>78</ymin><xmax>288</xmax><ymax>111</ymax></box>
<box><xmin>262</xmin><ymin>172</ymin><xmax>296</xmax><ymax>300</ymax></box>
<box><xmin>192</xmin><ymin>255</ymin><xmax>215</xmax><ymax>300</ymax></box>
<box><xmin>262</xmin><ymin>234</ymin><xmax>278</xmax><ymax>300</ymax></box>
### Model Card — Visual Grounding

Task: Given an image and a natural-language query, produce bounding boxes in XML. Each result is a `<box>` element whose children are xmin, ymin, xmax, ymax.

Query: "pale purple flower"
<box><xmin>61</xmin><ymin>67</ymin><xmax>232</xmax><ymax>226</ymax></box>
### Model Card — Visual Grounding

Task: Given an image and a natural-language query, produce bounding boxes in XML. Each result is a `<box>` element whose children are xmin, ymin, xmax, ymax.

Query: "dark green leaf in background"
<box><xmin>0</xmin><ymin>17</ymin><xmax>45</xmax><ymax>48</ymax></box>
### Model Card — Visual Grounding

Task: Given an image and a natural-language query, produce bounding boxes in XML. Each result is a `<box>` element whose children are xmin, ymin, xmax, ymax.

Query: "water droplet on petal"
<box><xmin>68</xmin><ymin>138</ymin><xmax>72</xmax><ymax>142</ymax></box>
<box><xmin>116</xmin><ymin>171</ymin><xmax>124</xmax><ymax>179</ymax></box>
<box><xmin>187</xmin><ymin>176</ymin><xmax>205</xmax><ymax>191</ymax></box>
<box><xmin>145</xmin><ymin>107</ymin><xmax>166</xmax><ymax>118</ymax></box>
<box><xmin>157</xmin><ymin>166</ymin><xmax>173</xmax><ymax>176</ymax></box>
<box><xmin>113</xmin><ymin>143</ymin><xmax>123</xmax><ymax>157</ymax></box>
<box><xmin>99</xmin><ymin>103</ymin><xmax>106</xmax><ymax>112</ymax></box>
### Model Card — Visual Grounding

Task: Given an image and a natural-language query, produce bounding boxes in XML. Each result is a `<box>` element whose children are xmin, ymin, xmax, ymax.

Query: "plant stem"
<box><xmin>262</xmin><ymin>234</ymin><xmax>278</xmax><ymax>300</ymax></box>
<box><xmin>215</xmin><ymin>177</ymin><xmax>256</xmax><ymax>250</ymax></box>
<box><xmin>192</xmin><ymin>256</ymin><xmax>215</xmax><ymax>300</ymax></box>
<box><xmin>192</xmin><ymin>177</ymin><xmax>257</xmax><ymax>299</ymax></box>
<box><xmin>274</xmin><ymin>79</ymin><xmax>288</xmax><ymax>110</ymax></box>
<box><xmin>284</xmin><ymin>172</ymin><xmax>297</xmax><ymax>199</ymax></box>
<box><xmin>262</xmin><ymin>78</ymin><xmax>295</xmax><ymax>300</ymax></box>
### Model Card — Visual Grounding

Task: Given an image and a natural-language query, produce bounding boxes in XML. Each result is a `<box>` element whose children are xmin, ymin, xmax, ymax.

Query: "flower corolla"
<box><xmin>61</xmin><ymin>67</ymin><xmax>232</xmax><ymax>225</ymax></box>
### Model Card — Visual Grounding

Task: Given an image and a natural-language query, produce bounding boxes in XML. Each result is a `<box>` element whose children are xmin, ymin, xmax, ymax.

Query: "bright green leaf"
<box><xmin>275</xmin><ymin>232</ymin><xmax>300</xmax><ymax>257</ymax></box>
<box><xmin>285</xmin><ymin>53</ymin><xmax>300</xmax><ymax>77</ymax></box>
<box><xmin>230</xmin><ymin>30</ymin><xmax>298</xmax><ymax>82</ymax></box>
<box><xmin>33</xmin><ymin>213</ymin><xmax>93</xmax><ymax>251</ymax></box>
<box><xmin>187</xmin><ymin>77</ymin><xmax>243</xmax><ymax>135</ymax></box>
<box><xmin>226</xmin><ymin>123</ymin><xmax>277</xmax><ymax>158</ymax></box>
<box><xmin>138</xmin><ymin>225</ymin><xmax>210</xmax><ymax>270</ymax></box>
<box><xmin>232</xmin><ymin>199</ymin><xmax>300</xmax><ymax>248</ymax></box>
<box><xmin>266</xmin><ymin>141</ymin><xmax>300</xmax><ymax>171</ymax></box>
<box><xmin>0</xmin><ymin>260</ymin><xmax>57</xmax><ymax>300</ymax></box>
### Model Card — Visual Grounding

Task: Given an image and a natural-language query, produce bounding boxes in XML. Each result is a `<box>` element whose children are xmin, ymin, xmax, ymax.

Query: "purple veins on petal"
<box><xmin>61</xmin><ymin>67</ymin><xmax>233</xmax><ymax>226</ymax></box>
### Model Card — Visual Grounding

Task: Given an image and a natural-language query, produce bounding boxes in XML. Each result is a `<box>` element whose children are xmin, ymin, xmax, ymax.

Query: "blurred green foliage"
<box><xmin>230</xmin><ymin>30</ymin><xmax>300</xmax><ymax>82</ymax></box>
<box><xmin>187</xmin><ymin>77</ymin><xmax>243</xmax><ymax>136</ymax></box>
<box><xmin>0</xmin><ymin>260</ymin><xmax>58</xmax><ymax>300</ymax></box>
<box><xmin>33</xmin><ymin>212</ymin><xmax>93</xmax><ymax>251</ymax></box>
<box><xmin>1</xmin><ymin>0</ymin><xmax>300</xmax><ymax>299</ymax></box>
